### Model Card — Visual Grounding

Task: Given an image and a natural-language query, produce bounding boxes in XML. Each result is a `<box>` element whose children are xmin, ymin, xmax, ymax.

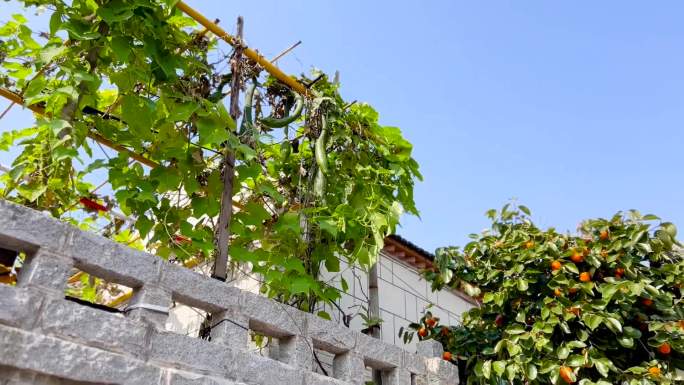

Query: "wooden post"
<box><xmin>212</xmin><ymin>16</ymin><xmax>244</xmax><ymax>281</ymax></box>
<box><xmin>368</xmin><ymin>262</ymin><xmax>383</xmax><ymax>384</ymax></box>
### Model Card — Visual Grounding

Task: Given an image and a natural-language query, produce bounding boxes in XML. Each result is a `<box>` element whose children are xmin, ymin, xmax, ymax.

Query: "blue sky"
<box><xmin>2</xmin><ymin>1</ymin><xmax>683</xmax><ymax>251</ymax></box>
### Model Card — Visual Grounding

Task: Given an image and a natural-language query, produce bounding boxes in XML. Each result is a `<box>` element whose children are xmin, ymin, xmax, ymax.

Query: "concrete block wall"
<box><xmin>0</xmin><ymin>200</ymin><xmax>458</xmax><ymax>385</ymax></box>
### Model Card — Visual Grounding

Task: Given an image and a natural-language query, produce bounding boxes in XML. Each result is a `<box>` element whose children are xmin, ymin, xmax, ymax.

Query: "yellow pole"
<box><xmin>175</xmin><ymin>1</ymin><xmax>311</xmax><ymax>98</ymax></box>
<box><xmin>0</xmin><ymin>88</ymin><xmax>248</xmax><ymax>211</ymax></box>
<box><xmin>0</xmin><ymin>87</ymin><xmax>44</xmax><ymax>115</ymax></box>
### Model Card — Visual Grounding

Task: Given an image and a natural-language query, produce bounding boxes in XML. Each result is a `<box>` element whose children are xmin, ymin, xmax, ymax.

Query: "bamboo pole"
<box><xmin>0</xmin><ymin>87</ymin><xmax>246</xmax><ymax>213</ymax></box>
<box><xmin>175</xmin><ymin>1</ymin><xmax>310</xmax><ymax>97</ymax></box>
<box><xmin>0</xmin><ymin>87</ymin><xmax>159</xmax><ymax>168</ymax></box>
<box><xmin>270</xmin><ymin>40</ymin><xmax>302</xmax><ymax>63</ymax></box>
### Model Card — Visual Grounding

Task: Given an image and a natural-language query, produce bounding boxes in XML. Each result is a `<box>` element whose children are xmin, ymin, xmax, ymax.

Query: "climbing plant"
<box><xmin>403</xmin><ymin>205</ymin><xmax>684</xmax><ymax>384</ymax></box>
<box><xmin>0</xmin><ymin>0</ymin><xmax>421</xmax><ymax>314</ymax></box>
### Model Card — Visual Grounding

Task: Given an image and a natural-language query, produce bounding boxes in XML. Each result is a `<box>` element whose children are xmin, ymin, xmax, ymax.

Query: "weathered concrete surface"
<box><xmin>0</xmin><ymin>199</ymin><xmax>458</xmax><ymax>384</ymax></box>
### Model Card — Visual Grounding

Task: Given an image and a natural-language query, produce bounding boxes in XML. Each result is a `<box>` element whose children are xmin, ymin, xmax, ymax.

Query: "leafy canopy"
<box><xmin>404</xmin><ymin>205</ymin><xmax>683</xmax><ymax>385</ymax></box>
<box><xmin>0</xmin><ymin>0</ymin><xmax>421</xmax><ymax>312</ymax></box>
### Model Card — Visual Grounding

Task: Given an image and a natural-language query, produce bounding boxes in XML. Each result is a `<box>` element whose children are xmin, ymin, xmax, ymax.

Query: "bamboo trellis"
<box><xmin>0</xmin><ymin>0</ymin><xmax>311</xmax><ymax>169</ymax></box>
<box><xmin>0</xmin><ymin>0</ymin><xmax>312</xmax><ymax>297</ymax></box>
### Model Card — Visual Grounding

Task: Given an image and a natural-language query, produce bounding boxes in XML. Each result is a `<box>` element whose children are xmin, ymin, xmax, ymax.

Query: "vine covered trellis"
<box><xmin>0</xmin><ymin>0</ymin><xmax>421</xmax><ymax>315</ymax></box>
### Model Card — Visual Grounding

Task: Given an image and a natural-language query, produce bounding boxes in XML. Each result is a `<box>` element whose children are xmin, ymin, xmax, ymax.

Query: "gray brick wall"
<box><xmin>0</xmin><ymin>200</ymin><xmax>458</xmax><ymax>385</ymax></box>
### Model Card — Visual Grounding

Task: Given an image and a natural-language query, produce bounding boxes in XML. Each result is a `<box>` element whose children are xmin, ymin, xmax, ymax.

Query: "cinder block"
<box><xmin>228</xmin><ymin>352</ymin><xmax>305</xmax><ymax>385</ymax></box>
<box><xmin>416</xmin><ymin>340</ymin><xmax>443</xmax><ymax>358</ymax></box>
<box><xmin>280</xmin><ymin>334</ymin><xmax>313</xmax><ymax>370</ymax></box>
<box><xmin>355</xmin><ymin>332</ymin><xmax>403</xmax><ymax>369</ymax></box>
<box><xmin>306</xmin><ymin>313</ymin><xmax>356</xmax><ymax>354</ymax></box>
<box><xmin>17</xmin><ymin>249</ymin><xmax>72</xmax><ymax>297</ymax></box>
<box><xmin>163</xmin><ymin>369</ymin><xmax>248</xmax><ymax>385</ymax></box>
<box><xmin>425</xmin><ymin>358</ymin><xmax>459</xmax><ymax>384</ymax></box>
<box><xmin>160</xmin><ymin>263</ymin><xmax>242</xmax><ymax>312</ymax></box>
<box><xmin>68</xmin><ymin>230</ymin><xmax>162</xmax><ymax>288</ymax></box>
<box><xmin>382</xmin><ymin>367</ymin><xmax>412</xmax><ymax>385</ymax></box>
<box><xmin>126</xmin><ymin>285</ymin><xmax>172</xmax><ymax>329</ymax></box>
<box><xmin>303</xmin><ymin>371</ymin><xmax>349</xmax><ymax>385</ymax></box>
<box><xmin>0</xmin><ymin>200</ymin><xmax>68</xmax><ymax>253</ymax></box>
<box><xmin>149</xmin><ymin>330</ymin><xmax>238</xmax><ymax>375</ymax></box>
<box><xmin>332</xmin><ymin>351</ymin><xmax>365</xmax><ymax>385</ymax></box>
<box><xmin>210</xmin><ymin>308</ymin><xmax>249</xmax><ymax>351</ymax></box>
<box><xmin>0</xmin><ymin>324</ymin><xmax>161</xmax><ymax>384</ymax></box>
<box><xmin>150</xmin><ymin>331</ymin><xmax>305</xmax><ymax>385</ymax></box>
<box><xmin>242</xmin><ymin>292</ymin><xmax>306</xmax><ymax>337</ymax></box>
<box><xmin>39</xmin><ymin>298</ymin><xmax>148</xmax><ymax>358</ymax></box>
<box><xmin>0</xmin><ymin>286</ymin><xmax>44</xmax><ymax>329</ymax></box>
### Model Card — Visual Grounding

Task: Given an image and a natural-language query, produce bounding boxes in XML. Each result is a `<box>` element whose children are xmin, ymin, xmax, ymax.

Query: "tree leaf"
<box><xmin>482</xmin><ymin>360</ymin><xmax>492</xmax><ymax>379</ymax></box>
<box><xmin>519</xmin><ymin>205</ymin><xmax>531</xmax><ymax>216</ymax></box>
<box><xmin>557</xmin><ymin>345</ymin><xmax>570</xmax><ymax>360</ymax></box>
<box><xmin>604</xmin><ymin>317</ymin><xmax>622</xmax><ymax>333</ymax></box>
<box><xmin>493</xmin><ymin>361</ymin><xmax>507</xmax><ymax>376</ymax></box>
<box><xmin>582</xmin><ymin>313</ymin><xmax>603</xmax><ymax>330</ymax></box>
<box><xmin>289</xmin><ymin>276</ymin><xmax>312</xmax><ymax>294</ymax></box>
<box><xmin>197</xmin><ymin>116</ymin><xmax>229</xmax><ymax>146</ymax></box>
<box><xmin>594</xmin><ymin>358</ymin><xmax>611</xmax><ymax>377</ymax></box>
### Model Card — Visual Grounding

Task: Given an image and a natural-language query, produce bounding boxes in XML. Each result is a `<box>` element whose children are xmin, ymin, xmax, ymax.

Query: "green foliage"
<box><xmin>405</xmin><ymin>205</ymin><xmax>684</xmax><ymax>384</ymax></box>
<box><xmin>0</xmin><ymin>0</ymin><xmax>421</xmax><ymax>311</ymax></box>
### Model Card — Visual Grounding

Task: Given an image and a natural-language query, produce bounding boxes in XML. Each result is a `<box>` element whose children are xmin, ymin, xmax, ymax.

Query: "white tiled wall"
<box><xmin>319</xmin><ymin>251</ymin><xmax>475</xmax><ymax>353</ymax></box>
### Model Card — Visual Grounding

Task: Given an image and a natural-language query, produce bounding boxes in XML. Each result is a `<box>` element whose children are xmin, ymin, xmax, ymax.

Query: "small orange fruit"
<box><xmin>442</xmin><ymin>351</ymin><xmax>452</xmax><ymax>361</ymax></box>
<box><xmin>568</xmin><ymin>307</ymin><xmax>581</xmax><ymax>316</ymax></box>
<box><xmin>418</xmin><ymin>327</ymin><xmax>428</xmax><ymax>337</ymax></box>
<box><xmin>554</xmin><ymin>288</ymin><xmax>562</xmax><ymax>297</ymax></box>
<box><xmin>658</xmin><ymin>343</ymin><xmax>671</xmax><ymax>355</ymax></box>
<box><xmin>441</xmin><ymin>326</ymin><xmax>450</xmax><ymax>336</ymax></box>
<box><xmin>551</xmin><ymin>260</ymin><xmax>562</xmax><ymax>271</ymax></box>
<box><xmin>615</xmin><ymin>267</ymin><xmax>624</xmax><ymax>278</ymax></box>
<box><xmin>648</xmin><ymin>367</ymin><xmax>661</xmax><ymax>376</ymax></box>
<box><xmin>426</xmin><ymin>318</ymin><xmax>437</xmax><ymax>328</ymax></box>
<box><xmin>579</xmin><ymin>272</ymin><xmax>591</xmax><ymax>282</ymax></box>
<box><xmin>559</xmin><ymin>366</ymin><xmax>575</xmax><ymax>384</ymax></box>
<box><xmin>642</xmin><ymin>298</ymin><xmax>654</xmax><ymax>307</ymax></box>
<box><xmin>568</xmin><ymin>287</ymin><xmax>579</xmax><ymax>294</ymax></box>
<box><xmin>571</xmin><ymin>251</ymin><xmax>584</xmax><ymax>263</ymax></box>
<box><xmin>599</xmin><ymin>230</ymin><xmax>609</xmax><ymax>241</ymax></box>
<box><xmin>600</xmin><ymin>249</ymin><xmax>608</xmax><ymax>258</ymax></box>
<box><xmin>495</xmin><ymin>314</ymin><xmax>505</xmax><ymax>327</ymax></box>
<box><xmin>524</xmin><ymin>240</ymin><xmax>534</xmax><ymax>249</ymax></box>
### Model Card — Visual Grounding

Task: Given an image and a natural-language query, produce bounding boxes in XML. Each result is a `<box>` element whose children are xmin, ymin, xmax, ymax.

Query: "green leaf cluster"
<box><xmin>412</xmin><ymin>206</ymin><xmax>683</xmax><ymax>385</ymax></box>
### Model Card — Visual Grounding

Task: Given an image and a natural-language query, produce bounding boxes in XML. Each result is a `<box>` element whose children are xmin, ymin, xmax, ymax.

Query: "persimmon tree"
<box><xmin>0</xmin><ymin>0</ymin><xmax>421</xmax><ymax>314</ymax></box>
<box><xmin>403</xmin><ymin>205</ymin><xmax>683</xmax><ymax>385</ymax></box>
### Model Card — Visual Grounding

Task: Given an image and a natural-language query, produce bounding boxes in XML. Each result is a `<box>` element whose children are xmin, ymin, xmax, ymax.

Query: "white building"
<box><xmin>318</xmin><ymin>235</ymin><xmax>476</xmax><ymax>353</ymax></box>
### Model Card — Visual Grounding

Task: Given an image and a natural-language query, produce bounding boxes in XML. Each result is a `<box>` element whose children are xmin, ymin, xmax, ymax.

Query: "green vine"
<box><xmin>0</xmin><ymin>0</ymin><xmax>421</xmax><ymax>314</ymax></box>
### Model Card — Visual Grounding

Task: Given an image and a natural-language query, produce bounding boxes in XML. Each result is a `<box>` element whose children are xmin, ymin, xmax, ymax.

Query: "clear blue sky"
<box><xmin>2</xmin><ymin>1</ymin><xmax>683</xmax><ymax>251</ymax></box>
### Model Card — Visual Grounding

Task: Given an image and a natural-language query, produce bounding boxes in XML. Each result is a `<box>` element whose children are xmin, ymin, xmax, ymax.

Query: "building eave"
<box><xmin>382</xmin><ymin>235</ymin><xmax>480</xmax><ymax>306</ymax></box>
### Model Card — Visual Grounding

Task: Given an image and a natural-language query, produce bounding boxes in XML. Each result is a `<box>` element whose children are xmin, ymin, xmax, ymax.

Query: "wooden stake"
<box><xmin>212</xmin><ymin>16</ymin><xmax>244</xmax><ymax>281</ymax></box>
